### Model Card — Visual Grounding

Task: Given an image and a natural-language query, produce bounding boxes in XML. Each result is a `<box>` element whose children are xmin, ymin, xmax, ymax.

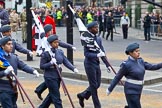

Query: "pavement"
<box><xmin>13</xmin><ymin>26</ymin><xmax>162</xmax><ymax>85</ymax></box>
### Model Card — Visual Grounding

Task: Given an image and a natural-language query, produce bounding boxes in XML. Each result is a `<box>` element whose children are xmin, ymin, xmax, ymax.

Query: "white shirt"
<box><xmin>120</xmin><ymin>16</ymin><xmax>130</xmax><ymax>27</ymax></box>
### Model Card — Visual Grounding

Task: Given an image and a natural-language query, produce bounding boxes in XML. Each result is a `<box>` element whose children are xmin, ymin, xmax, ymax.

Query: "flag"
<box><xmin>0</xmin><ymin>48</ymin><xmax>10</xmax><ymax>69</ymax></box>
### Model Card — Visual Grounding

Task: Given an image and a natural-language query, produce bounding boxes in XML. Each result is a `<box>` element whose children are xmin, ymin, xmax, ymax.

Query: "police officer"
<box><xmin>0</xmin><ymin>36</ymin><xmax>39</xmax><ymax>108</ymax></box>
<box><xmin>0</xmin><ymin>25</ymin><xmax>33</xmax><ymax>56</ymax></box>
<box><xmin>38</xmin><ymin>35</ymin><xmax>78</xmax><ymax>108</ymax></box>
<box><xmin>20</xmin><ymin>6</ymin><xmax>27</xmax><ymax>43</ymax></box>
<box><xmin>77</xmin><ymin>21</ymin><xmax>111</xmax><ymax>108</ymax></box>
<box><xmin>34</xmin><ymin>24</ymin><xmax>76</xmax><ymax>100</ymax></box>
<box><xmin>106</xmin><ymin>43</ymin><xmax>162</xmax><ymax>108</ymax></box>
<box><xmin>120</xmin><ymin>12</ymin><xmax>130</xmax><ymax>39</ymax></box>
<box><xmin>143</xmin><ymin>12</ymin><xmax>151</xmax><ymax>41</ymax></box>
<box><xmin>106</xmin><ymin>12</ymin><xmax>114</xmax><ymax>41</ymax></box>
<box><xmin>0</xmin><ymin>1</ymin><xmax>9</xmax><ymax>27</ymax></box>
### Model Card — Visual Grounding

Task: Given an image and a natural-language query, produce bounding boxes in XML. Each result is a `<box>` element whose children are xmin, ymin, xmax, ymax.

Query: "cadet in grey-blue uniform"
<box><xmin>107</xmin><ymin>43</ymin><xmax>162</xmax><ymax>108</ymax></box>
<box><xmin>34</xmin><ymin>24</ymin><xmax>76</xmax><ymax>100</ymax></box>
<box><xmin>0</xmin><ymin>25</ymin><xmax>33</xmax><ymax>56</ymax></box>
<box><xmin>77</xmin><ymin>21</ymin><xmax>110</xmax><ymax>108</ymax></box>
<box><xmin>0</xmin><ymin>2</ymin><xmax>10</xmax><ymax>26</ymax></box>
<box><xmin>0</xmin><ymin>36</ymin><xmax>39</xmax><ymax>108</ymax></box>
<box><xmin>38</xmin><ymin>35</ymin><xmax>78</xmax><ymax>108</ymax></box>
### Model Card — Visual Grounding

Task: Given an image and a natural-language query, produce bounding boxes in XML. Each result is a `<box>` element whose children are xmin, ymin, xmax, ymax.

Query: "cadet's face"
<box><xmin>129</xmin><ymin>48</ymin><xmax>140</xmax><ymax>59</ymax></box>
<box><xmin>51</xmin><ymin>40</ymin><xmax>59</xmax><ymax>48</ymax></box>
<box><xmin>2</xmin><ymin>41</ymin><xmax>13</xmax><ymax>53</ymax></box>
<box><xmin>3</xmin><ymin>31</ymin><xmax>11</xmax><ymax>36</ymax></box>
<box><xmin>47</xmin><ymin>29</ymin><xmax>53</xmax><ymax>36</ymax></box>
<box><xmin>90</xmin><ymin>25</ymin><xmax>98</xmax><ymax>34</ymax></box>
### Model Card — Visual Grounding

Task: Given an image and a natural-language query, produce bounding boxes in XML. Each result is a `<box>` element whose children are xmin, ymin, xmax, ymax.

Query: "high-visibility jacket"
<box><xmin>86</xmin><ymin>12</ymin><xmax>93</xmax><ymax>24</ymax></box>
<box><xmin>56</xmin><ymin>10</ymin><xmax>62</xmax><ymax>20</ymax></box>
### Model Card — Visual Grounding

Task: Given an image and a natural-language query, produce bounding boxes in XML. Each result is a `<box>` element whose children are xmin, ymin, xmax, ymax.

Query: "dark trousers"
<box><xmin>0</xmin><ymin>91</ymin><xmax>17</xmax><ymax>108</ymax></box>
<box><xmin>35</xmin><ymin>82</ymin><xmax>47</xmax><ymax>94</ymax></box>
<box><xmin>39</xmin><ymin>78</ymin><xmax>62</xmax><ymax>108</ymax></box>
<box><xmin>106</xmin><ymin>28</ymin><xmax>113</xmax><ymax>41</ymax></box>
<box><xmin>79</xmin><ymin>62</ymin><xmax>101</xmax><ymax>108</ymax></box>
<box><xmin>144</xmin><ymin>27</ymin><xmax>150</xmax><ymax>41</ymax></box>
<box><xmin>125</xmin><ymin>94</ymin><xmax>141</xmax><ymax>108</ymax></box>
<box><xmin>122</xmin><ymin>24</ymin><xmax>128</xmax><ymax>39</ymax></box>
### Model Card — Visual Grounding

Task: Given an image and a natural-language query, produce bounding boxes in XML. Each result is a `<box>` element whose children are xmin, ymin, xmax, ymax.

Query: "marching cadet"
<box><xmin>107</xmin><ymin>43</ymin><xmax>162</xmax><ymax>108</ymax></box>
<box><xmin>9</xmin><ymin>9</ymin><xmax>19</xmax><ymax>32</ymax></box>
<box><xmin>120</xmin><ymin>12</ymin><xmax>130</xmax><ymax>39</ymax></box>
<box><xmin>77</xmin><ymin>21</ymin><xmax>111</xmax><ymax>108</ymax></box>
<box><xmin>34</xmin><ymin>24</ymin><xmax>76</xmax><ymax>100</ymax></box>
<box><xmin>0</xmin><ymin>1</ymin><xmax>10</xmax><ymax>27</ymax></box>
<box><xmin>20</xmin><ymin>6</ymin><xmax>27</xmax><ymax>43</ymax></box>
<box><xmin>38</xmin><ymin>35</ymin><xmax>79</xmax><ymax>108</ymax></box>
<box><xmin>0</xmin><ymin>36</ymin><xmax>39</xmax><ymax>108</ymax></box>
<box><xmin>0</xmin><ymin>25</ymin><xmax>33</xmax><ymax>56</ymax></box>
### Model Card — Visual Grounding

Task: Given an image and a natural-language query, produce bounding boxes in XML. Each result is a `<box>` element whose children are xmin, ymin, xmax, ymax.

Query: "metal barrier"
<box><xmin>114</xmin><ymin>17</ymin><xmax>121</xmax><ymax>27</ymax></box>
<box><xmin>137</xmin><ymin>19</ymin><xmax>162</xmax><ymax>38</ymax></box>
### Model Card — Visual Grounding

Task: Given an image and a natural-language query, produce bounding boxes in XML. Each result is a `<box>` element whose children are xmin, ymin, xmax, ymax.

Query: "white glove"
<box><xmin>4</xmin><ymin>66</ymin><xmax>13</xmax><ymax>75</ymax></box>
<box><xmin>107</xmin><ymin>66</ymin><xmax>111</xmax><ymax>73</ymax></box>
<box><xmin>29</xmin><ymin>51</ymin><xmax>33</xmax><ymax>57</ymax></box>
<box><xmin>73</xmin><ymin>68</ymin><xmax>79</xmax><ymax>74</ymax></box>
<box><xmin>33</xmin><ymin>70</ymin><xmax>39</xmax><ymax>77</ymax></box>
<box><xmin>106</xmin><ymin>89</ymin><xmax>111</xmax><ymax>96</ymax></box>
<box><xmin>50</xmin><ymin>58</ymin><xmax>57</xmax><ymax>65</ymax></box>
<box><xmin>72</xmin><ymin>47</ymin><xmax>76</xmax><ymax>51</ymax></box>
<box><xmin>97</xmin><ymin>52</ymin><xmax>105</xmax><ymax>57</ymax></box>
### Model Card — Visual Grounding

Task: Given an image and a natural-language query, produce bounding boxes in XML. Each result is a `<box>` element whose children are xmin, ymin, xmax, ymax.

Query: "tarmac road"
<box><xmin>16</xmin><ymin>71</ymin><xmax>162</xmax><ymax>108</ymax></box>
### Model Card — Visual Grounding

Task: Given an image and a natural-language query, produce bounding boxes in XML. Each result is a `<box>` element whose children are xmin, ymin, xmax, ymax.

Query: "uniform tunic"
<box><xmin>108</xmin><ymin>56</ymin><xmax>162</xmax><ymax>108</ymax></box>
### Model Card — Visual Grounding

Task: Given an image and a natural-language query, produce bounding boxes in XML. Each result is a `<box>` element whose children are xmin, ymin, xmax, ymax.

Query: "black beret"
<box><xmin>47</xmin><ymin>35</ymin><xmax>58</xmax><ymax>43</ymax></box>
<box><xmin>44</xmin><ymin>24</ymin><xmax>52</xmax><ymax>33</ymax></box>
<box><xmin>0</xmin><ymin>36</ymin><xmax>12</xmax><ymax>46</ymax></box>
<box><xmin>0</xmin><ymin>25</ymin><xmax>11</xmax><ymax>33</ymax></box>
<box><xmin>86</xmin><ymin>21</ymin><xmax>98</xmax><ymax>29</ymax></box>
<box><xmin>125</xmin><ymin>43</ymin><xmax>139</xmax><ymax>55</ymax></box>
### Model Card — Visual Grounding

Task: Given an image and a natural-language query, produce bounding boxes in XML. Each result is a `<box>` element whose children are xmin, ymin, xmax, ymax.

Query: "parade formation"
<box><xmin>0</xmin><ymin>0</ymin><xmax>162</xmax><ymax>108</ymax></box>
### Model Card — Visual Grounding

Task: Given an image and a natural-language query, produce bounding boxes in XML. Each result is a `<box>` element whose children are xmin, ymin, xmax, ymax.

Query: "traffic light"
<box><xmin>121</xmin><ymin>0</ymin><xmax>127</xmax><ymax>4</ymax></box>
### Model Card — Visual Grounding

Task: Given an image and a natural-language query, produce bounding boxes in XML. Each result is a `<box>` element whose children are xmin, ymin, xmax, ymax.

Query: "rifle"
<box><xmin>31</xmin><ymin>10</ymin><xmax>75</xmax><ymax>108</ymax></box>
<box><xmin>11</xmin><ymin>71</ymin><xmax>35</xmax><ymax>108</ymax></box>
<box><xmin>68</xmin><ymin>5</ymin><xmax>124</xmax><ymax>86</ymax></box>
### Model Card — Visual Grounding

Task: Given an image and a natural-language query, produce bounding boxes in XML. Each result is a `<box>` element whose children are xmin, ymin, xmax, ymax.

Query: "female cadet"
<box><xmin>38</xmin><ymin>35</ymin><xmax>78</xmax><ymax>108</ymax></box>
<box><xmin>107</xmin><ymin>43</ymin><xmax>162</xmax><ymax>108</ymax></box>
<box><xmin>34</xmin><ymin>24</ymin><xmax>76</xmax><ymax>100</ymax></box>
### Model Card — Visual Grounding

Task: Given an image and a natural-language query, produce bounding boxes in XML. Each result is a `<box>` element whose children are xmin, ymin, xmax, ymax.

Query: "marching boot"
<box><xmin>77</xmin><ymin>93</ymin><xmax>84</xmax><ymax>108</ymax></box>
<box><xmin>35</xmin><ymin>90</ymin><xmax>43</xmax><ymax>100</ymax></box>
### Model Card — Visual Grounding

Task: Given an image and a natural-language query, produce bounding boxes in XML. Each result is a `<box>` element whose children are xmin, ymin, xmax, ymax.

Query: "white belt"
<box><xmin>126</xmin><ymin>79</ymin><xmax>144</xmax><ymax>85</ymax></box>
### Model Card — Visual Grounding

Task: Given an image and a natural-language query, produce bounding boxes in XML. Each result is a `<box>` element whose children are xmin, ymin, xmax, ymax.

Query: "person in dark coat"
<box><xmin>34</xmin><ymin>24</ymin><xmax>76</xmax><ymax>100</ymax></box>
<box><xmin>106</xmin><ymin>12</ymin><xmax>114</xmax><ymax>41</ymax></box>
<box><xmin>77</xmin><ymin>21</ymin><xmax>111</xmax><ymax>108</ymax></box>
<box><xmin>38</xmin><ymin>35</ymin><xmax>78</xmax><ymax>108</ymax></box>
<box><xmin>106</xmin><ymin>43</ymin><xmax>162</xmax><ymax>108</ymax></box>
<box><xmin>143</xmin><ymin>12</ymin><xmax>152</xmax><ymax>41</ymax></box>
<box><xmin>0</xmin><ymin>36</ymin><xmax>39</xmax><ymax>108</ymax></box>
